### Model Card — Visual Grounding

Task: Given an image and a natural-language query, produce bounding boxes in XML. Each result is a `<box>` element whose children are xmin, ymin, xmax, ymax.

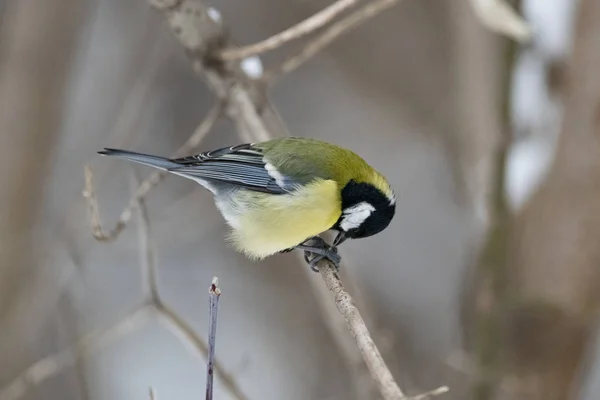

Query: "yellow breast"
<box><xmin>228</xmin><ymin>179</ymin><xmax>341</xmax><ymax>259</ymax></box>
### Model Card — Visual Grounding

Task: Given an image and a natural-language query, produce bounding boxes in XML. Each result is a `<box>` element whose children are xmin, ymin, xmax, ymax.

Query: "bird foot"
<box><xmin>294</xmin><ymin>237</ymin><xmax>341</xmax><ymax>272</ymax></box>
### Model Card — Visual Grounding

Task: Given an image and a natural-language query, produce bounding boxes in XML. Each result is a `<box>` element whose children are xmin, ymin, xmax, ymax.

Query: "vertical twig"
<box><xmin>206</xmin><ymin>277</ymin><xmax>221</xmax><ymax>400</ymax></box>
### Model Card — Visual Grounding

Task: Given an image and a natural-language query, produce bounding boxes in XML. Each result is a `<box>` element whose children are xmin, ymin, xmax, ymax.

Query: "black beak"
<box><xmin>333</xmin><ymin>231</ymin><xmax>346</xmax><ymax>247</ymax></box>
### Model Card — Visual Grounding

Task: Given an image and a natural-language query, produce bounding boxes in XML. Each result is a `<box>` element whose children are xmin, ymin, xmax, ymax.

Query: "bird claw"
<box><xmin>296</xmin><ymin>237</ymin><xmax>341</xmax><ymax>272</ymax></box>
<box><xmin>304</xmin><ymin>250</ymin><xmax>341</xmax><ymax>271</ymax></box>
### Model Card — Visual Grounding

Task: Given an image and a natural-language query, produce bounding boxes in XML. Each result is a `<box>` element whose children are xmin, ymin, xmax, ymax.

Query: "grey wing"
<box><xmin>168</xmin><ymin>143</ymin><xmax>292</xmax><ymax>194</ymax></box>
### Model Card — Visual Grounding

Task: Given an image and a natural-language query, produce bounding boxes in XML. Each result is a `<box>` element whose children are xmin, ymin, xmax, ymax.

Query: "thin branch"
<box><xmin>134</xmin><ymin>171</ymin><xmax>160</xmax><ymax>304</ymax></box>
<box><xmin>304</xmin><ymin>237</ymin><xmax>387</xmax><ymax>400</ymax></box>
<box><xmin>263</xmin><ymin>0</ymin><xmax>403</xmax><ymax>82</ymax></box>
<box><xmin>149</xmin><ymin>387</ymin><xmax>157</xmax><ymax>400</ymax></box>
<box><xmin>152</xmin><ymin>301</ymin><xmax>249</xmax><ymax>400</ymax></box>
<box><xmin>410</xmin><ymin>387</ymin><xmax>451</xmax><ymax>400</ymax></box>
<box><xmin>83</xmin><ymin>102</ymin><xmax>223</xmax><ymax>242</ymax></box>
<box><xmin>316</xmin><ymin>260</ymin><xmax>449</xmax><ymax>400</ymax></box>
<box><xmin>205</xmin><ymin>277</ymin><xmax>221</xmax><ymax>400</ymax></box>
<box><xmin>217</xmin><ymin>0</ymin><xmax>361</xmax><ymax>61</ymax></box>
<box><xmin>154</xmin><ymin>301</ymin><xmax>208</xmax><ymax>357</ymax></box>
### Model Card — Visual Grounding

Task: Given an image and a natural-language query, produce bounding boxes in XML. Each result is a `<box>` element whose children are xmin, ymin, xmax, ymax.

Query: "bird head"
<box><xmin>332</xmin><ymin>180</ymin><xmax>396</xmax><ymax>246</ymax></box>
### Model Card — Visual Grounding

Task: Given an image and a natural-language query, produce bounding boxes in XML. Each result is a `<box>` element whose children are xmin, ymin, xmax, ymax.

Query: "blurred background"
<box><xmin>1</xmin><ymin>0</ymin><xmax>599</xmax><ymax>399</ymax></box>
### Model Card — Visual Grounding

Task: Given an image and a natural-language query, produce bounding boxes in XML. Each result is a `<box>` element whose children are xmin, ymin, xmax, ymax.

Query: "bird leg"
<box><xmin>294</xmin><ymin>237</ymin><xmax>341</xmax><ymax>272</ymax></box>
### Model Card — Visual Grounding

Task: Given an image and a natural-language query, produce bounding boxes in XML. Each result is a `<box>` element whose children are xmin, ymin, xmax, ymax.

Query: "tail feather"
<box><xmin>98</xmin><ymin>148</ymin><xmax>179</xmax><ymax>171</ymax></box>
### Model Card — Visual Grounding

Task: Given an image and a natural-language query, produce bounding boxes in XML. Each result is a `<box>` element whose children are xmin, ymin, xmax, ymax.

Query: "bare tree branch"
<box><xmin>82</xmin><ymin>102</ymin><xmax>223</xmax><ymax>242</ymax></box>
<box><xmin>263</xmin><ymin>0</ymin><xmax>403</xmax><ymax>82</ymax></box>
<box><xmin>205</xmin><ymin>277</ymin><xmax>221</xmax><ymax>400</ymax></box>
<box><xmin>316</xmin><ymin>260</ymin><xmax>449</xmax><ymax>400</ymax></box>
<box><xmin>149</xmin><ymin>299</ymin><xmax>249</xmax><ymax>400</ymax></box>
<box><xmin>134</xmin><ymin>170</ymin><xmax>161</xmax><ymax>304</ymax></box>
<box><xmin>409</xmin><ymin>387</ymin><xmax>452</xmax><ymax>400</ymax></box>
<box><xmin>307</xmin><ymin>233</ymin><xmax>392</xmax><ymax>400</ymax></box>
<box><xmin>217</xmin><ymin>0</ymin><xmax>361</xmax><ymax>61</ymax></box>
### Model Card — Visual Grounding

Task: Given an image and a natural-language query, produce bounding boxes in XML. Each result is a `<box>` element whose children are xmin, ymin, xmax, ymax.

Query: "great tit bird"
<box><xmin>98</xmin><ymin>137</ymin><xmax>396</xmax><ymax>270</ymax></box>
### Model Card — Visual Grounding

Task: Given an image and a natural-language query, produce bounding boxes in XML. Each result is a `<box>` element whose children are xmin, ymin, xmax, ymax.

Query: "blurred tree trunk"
<box><xmin>0</xmin><ymin>0</ymin><xmax>83</xmax><ymax>322</ymax></box>
<box><xmin>448</xmin><ymin>0</ymin><xmax>504</xmax><ymax>230</ymax></box>
<box><xmin>454</xmin><ymin>1</ymin><xmax>515</xmax><ymax>396</ymax></box>
<box><xmin>503</xmin><ymin>0</ymin><xmax>600</xmax><ymax>397</ymax></box>
<box><xmin>478</xmin><ymin>0</ymin><xmax>600</xmax><ymax>398</ymax></box>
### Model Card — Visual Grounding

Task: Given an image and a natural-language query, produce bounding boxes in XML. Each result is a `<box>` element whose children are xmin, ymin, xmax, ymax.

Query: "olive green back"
<box><xmin>257</xmin><ymin>137</ymin><xmax>393</xmax><ymax>199</ymax></box>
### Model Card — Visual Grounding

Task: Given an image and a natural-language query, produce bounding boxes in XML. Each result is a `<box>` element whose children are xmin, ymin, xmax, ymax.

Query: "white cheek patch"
<box><xmin>340</xmin><ymin>201</ymin><xmax>375</xmax><ymax>231</ymax></box>
<box><xmin>264</xmin><ymin>162</ymin><xmax>286</xmax><ymax>187</ymax></box>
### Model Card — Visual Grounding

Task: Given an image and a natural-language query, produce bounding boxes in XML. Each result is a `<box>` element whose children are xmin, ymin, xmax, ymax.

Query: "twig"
<box><xmin>409</xmin><ymin>387</ymin><xmax>450</xmax><ymax>400</ymax></box>
<box><xmin>154</xmin><ymin>301</ymin><xmax>208</xmax><ymax>358</ymax></box>
<box><xmin>217</xmin><ymin>0</ymin><xmax>361</xmax><ymax>61</ymax></box>
<box><xmin>206</xmin><ymin>277</ymin><xmax>222</xmax><ymax>400</ymax></box>
<box><xmin>154</xmin><ymin>301</ymin><xmax>250</xmax><ymax>400</ymax></box>
<box><xmin>83</xmin><ymin>102</ymin><xmax>223</xmax><ymax>242</ymax></box>
<box><xmin>303</xmin><ymin>239</ymin><xmax>386</xmax><ymax>400</ymax></box>
<box><xmin>263</xmin><ymin>0</ymin><xmax>403</xmax><ymax>82</ymax></box>
<box><xmin>316</xmin><ymin>260</ymin><xmax>449</xmax><ymax>400</ymax></box>
<box><xmin>134</xmin><ymin>170</ymin><xmax>160</xmax><ymax>304</ymax></box>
